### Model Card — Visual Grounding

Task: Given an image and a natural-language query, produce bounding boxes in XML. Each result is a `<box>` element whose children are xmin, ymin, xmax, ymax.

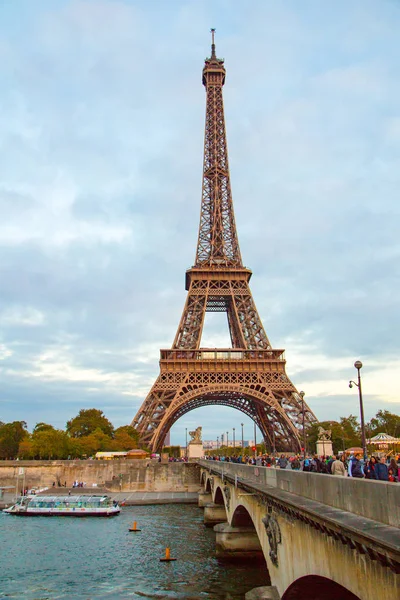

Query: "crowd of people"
<box><xmin>204</xmin><ymin>452</ymin><xmax>400</xmax><ymax>481</ymax></box>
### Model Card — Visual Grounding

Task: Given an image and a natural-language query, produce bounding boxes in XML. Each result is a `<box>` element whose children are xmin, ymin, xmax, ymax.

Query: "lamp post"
<box><xmin>185</xmin><ymin>428</ymin><xmax>188</xmax><ymax>459</ymax></box>
<box><xmin>241</xmin><ymin>422</ymin><xmax>244</xmax><ymax>450</ymax></box>
<box><xmin>233</xmin><ymin>427</ymin><xmax>235</xmax><ymax>449</ymax></box>
<box><xmin>221</xmin><ymin>433</ymin><xmax>224</xmax><ymax>447</ymax></box>
<box><xmin>272</xmin><ymin>427</ymin><xmax>276</xmax><ymax>463</ymax></box>
<box><xmin>254</xmin><ymin>422</ymin><xmax>257</xmax><ymax>455</ymax></box>
<box><xmin>217</xmin><ymin>436</ymin><xmax>219</xmax><ymax>450</ymax></box>
<box><xmin>226</xmin><ymin>431</ymin><xmax>229</xmax><ymax>448</ymax></box>
<box><xmin>349</xmin><ymin>360</ymin><xmax>367</xmax><ymax>461</ymax></box>
<box><xmin>299</xmin><ymin>391</ymin><xmax>306</xmax><ymax>460</ymax></box>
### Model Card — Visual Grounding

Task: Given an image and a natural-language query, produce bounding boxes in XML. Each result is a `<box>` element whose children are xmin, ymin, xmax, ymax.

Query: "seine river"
<box><xmin>0</xmin><ymin>504</ymin><xmax>269</xmax><ymax>599</ymax></box>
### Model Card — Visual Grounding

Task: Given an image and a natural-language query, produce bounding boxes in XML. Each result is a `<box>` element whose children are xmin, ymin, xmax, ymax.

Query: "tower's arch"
<box><xmin>151</xmin><ymin>385</ymin><xmax>303</xmax><ymax>453</ymax></box>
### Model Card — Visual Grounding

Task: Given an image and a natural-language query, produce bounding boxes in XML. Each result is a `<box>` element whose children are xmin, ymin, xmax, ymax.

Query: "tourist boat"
<box><xmin>3</xmin><ymin>494</ymin><xmax>120</xmax><ymax>517</ymax></box>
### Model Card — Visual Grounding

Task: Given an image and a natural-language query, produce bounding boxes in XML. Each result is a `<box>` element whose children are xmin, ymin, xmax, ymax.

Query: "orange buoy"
<box><xmin>128</xmin><ymin>521</ymin><xmax>141</xmax><ymax>532</ymax></box>
<box><xmin>160</xmin><ymin>547</ymin><xmax>177</xmax><ymax>562</ymax></box>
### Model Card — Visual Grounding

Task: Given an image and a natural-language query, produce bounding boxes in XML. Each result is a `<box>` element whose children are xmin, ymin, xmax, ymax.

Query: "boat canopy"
<box><xmin>27</xmin><ymin>495</ymin><xmax>111</xmax><ymax>505</ymax></box>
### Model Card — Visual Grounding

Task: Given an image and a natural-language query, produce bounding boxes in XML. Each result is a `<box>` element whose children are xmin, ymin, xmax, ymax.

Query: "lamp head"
<box><xmin>349</xmin><ymin>381</ymin><xmax>353</xmax><ymax>389</ymax></box>
<box><xmin>354</xmin><ymin>360</ymin><xmax>363</xmax><ymax>370</ymax></box>
<box><xmin>299</xmin><ymin>391</ymin><xmax>305</xmax><ymax>398</ymax></box>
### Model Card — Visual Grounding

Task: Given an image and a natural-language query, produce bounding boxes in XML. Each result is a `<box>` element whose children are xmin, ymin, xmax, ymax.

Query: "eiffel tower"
<box><xmin>132</xmin><ymin>31</ymin><xmax>317</xmax><ymax>452</ymax></box>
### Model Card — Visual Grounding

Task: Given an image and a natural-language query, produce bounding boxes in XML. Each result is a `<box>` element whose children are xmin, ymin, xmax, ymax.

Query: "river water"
<box><xmin>0</xmin><ymin>504</ymin><xmax>269</xmax><ymax>599</ymax></box>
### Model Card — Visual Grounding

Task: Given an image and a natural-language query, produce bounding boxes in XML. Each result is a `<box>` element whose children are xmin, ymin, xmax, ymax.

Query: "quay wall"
<box><xmin>0</xmin><ymin>460</ymin><xmax>201</xmax><ymax>492</ymax></box>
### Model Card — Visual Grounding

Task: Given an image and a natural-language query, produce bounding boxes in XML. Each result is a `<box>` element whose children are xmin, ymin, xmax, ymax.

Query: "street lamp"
<box><xmin>241</xmin><ymin>422</ymin><xmax>244</xmax><ymax>449</ymax></box>
<box><xmin>226</xmin><ymin>431</ymin><xmax>229</xmax><ymax>447</ymax></box>
<box><xmin>217</xmin><ymin>436</ymin><xmax>219</xmax><ymax>450</ymax></box>
<box><xmin>233</xmin><ymin>427</ymin><xmax>235</xmax><ymax>449</ymax></box>
<box><xmin>299</xmin><ymin>391</ymin><xmax>306</xmax><ymax>460</ymax></box>
<box><xmin>272</xmin><ymin>427</ymin><xmax>276</xmax><ymax>463</ymax></box>
<box><xmin>185</xmin><ymin>427</ymin><xmax>188</xmax><ymax>459</ymax></box>
<box><xmin>254</xmin><ymin>422</ymin><xmax>257</xmax><ymax>455</ymax></box>
<box><xmin>349</xmin><ymin>360</ymin><xmax>367</xmax><ymax>461</ymax></box>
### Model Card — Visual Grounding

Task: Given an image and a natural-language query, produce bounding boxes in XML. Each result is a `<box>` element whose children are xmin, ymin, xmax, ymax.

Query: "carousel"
<box><xmin>368</xmin><ymin>432</ymin><xmax>399</xmax><ymax>454</ymax></box>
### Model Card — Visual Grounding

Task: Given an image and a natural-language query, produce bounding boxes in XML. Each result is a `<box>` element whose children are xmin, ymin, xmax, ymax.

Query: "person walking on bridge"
<box><xmin>365</xmin><ymin>456</ymin><xmax>378</xmax><ymax>479</ymax></box>
<box><xmin>348</xmin><ymin>453</ymin><xmax>364</xmax><ymax>478</ymax></box>
<box><xmin>277</xmin><ymin>455</ymin><xmax>288</xmax><ymax>469</ymax></box>
<box><xmin>331</xmin><ymin>455</ymin><xmax>346</xmax><ymax>476</ymax></box>
<box><xmin>375</xmin><ymin>456</ymin><xmax>389</xmax><ymax>481</ymax></box>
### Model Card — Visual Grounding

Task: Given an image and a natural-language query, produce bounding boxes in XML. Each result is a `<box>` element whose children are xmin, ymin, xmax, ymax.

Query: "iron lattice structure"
<box><xmin>132</xmin><ymin>33</ymin><xmax>317</xmax><ymax>452</ymax></box>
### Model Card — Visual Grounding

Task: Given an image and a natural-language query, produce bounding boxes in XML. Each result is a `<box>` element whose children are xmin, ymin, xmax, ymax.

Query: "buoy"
<box><xmin>128</xmin><ymin>521</ymin><xmax>141</xmax><ymax>532</ymax></box>
<box><xmin>160</xmin><ymin>547</ymin><xmax>177</xmax><ymax>562</ymax></box>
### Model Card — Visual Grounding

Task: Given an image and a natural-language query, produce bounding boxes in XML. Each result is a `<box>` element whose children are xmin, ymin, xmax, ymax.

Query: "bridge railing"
<box><xmin>198</xmin><ymin>459</ymin><xmax>400</xmax><ymax>528</ymax></box>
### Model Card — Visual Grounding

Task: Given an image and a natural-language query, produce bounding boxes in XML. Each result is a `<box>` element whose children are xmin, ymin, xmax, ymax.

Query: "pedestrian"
<box><xmin>319</xmin><ymin>458</ymin><xmax>328</xmax><ymax>474</ymax></box>
<box><xmin>348</xmin><ymin>453</ymin><xmax>364</xmax><ymax>478</ymax></box>
<box><xmin>327</xmin><ymin>456</ymin><xmax>335</xmax><ymax>474</ymax></box>
<box><xmin>277</xmin><ymin>455</ymin><xmax>288</xmax><ymax>469</ymax></box>
<box><xmin>311</xmin><ymin>456</ymin><xmax>321</xmax><ymax>473</ymax></box>
<box><xmin>364</xmin><ymin>456</ymin><xmax>378</xmax><ymax>480</ymax></box>
<box><xmin>388</xmin><ymin>468</ymin><xmax>398</xmax><ymax>483</ymax></box>
<box><xmin>375</xmin><ymin>456</ymin><xmax>389</xmax><ymax>481</ymax></box>
<box><xmin>291</xmin><ymin>455</ymin><xmax>301</xmax><ymax>470</ymax></box>
<box><xmin>389</xmin><ymin>458</ymin><xmax>400</xmax><ymax>481</ymax></box>
<box><xmin>331</xmin><ymin>455</ymin><xmax>346</xmax><ymax>476</ymax></box>
<box><xmin>340</xmin><ymin>453</ymin><xmax>348</xmax><ymax>471</ymax></box>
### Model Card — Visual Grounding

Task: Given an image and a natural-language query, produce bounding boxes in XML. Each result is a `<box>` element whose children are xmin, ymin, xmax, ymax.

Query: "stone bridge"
<box><xmin>198</xmin><ymin>459</ymin><xmax>399</xmax><ymax>600</ymax></box>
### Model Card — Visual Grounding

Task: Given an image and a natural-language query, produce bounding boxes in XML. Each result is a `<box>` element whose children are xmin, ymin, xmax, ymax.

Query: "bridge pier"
<box><xmin>214</xmin><ymin>522</ymin><xmax>264</xmax><ymax>561</ymax></box>
<box><xmin>203</xmin><ymin>502</ymin><xmax>227</xmax><ymax>527</ymax></box>
<box><xmin>198</xmin><ymin>490</ymin><xmax>212</xmax><ymax>507</ymax></box>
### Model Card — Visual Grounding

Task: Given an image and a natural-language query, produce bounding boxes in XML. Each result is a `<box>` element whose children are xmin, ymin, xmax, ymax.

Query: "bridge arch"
<box><xmin>152</xmin><ymin>385</ymin><xmax>302</xmax><ymax>451</ymax></box>
<box><xmin>231</xmin><ymin>504</ymin><xmax>254</xmax><ymax>528</ymax></box>
<box><xmin>214</xmin><ymin>486</ymin><xmax>225</xmax><ymax>505</ymax></box>
<box><xmin>282</xmin><ymin>575</ymin><xmax>362</xmax><ymax>600</ymax></box>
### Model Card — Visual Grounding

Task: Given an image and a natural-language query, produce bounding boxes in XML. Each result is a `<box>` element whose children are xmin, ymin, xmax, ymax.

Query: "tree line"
<box><xmin>306</xmin><ymin>410</ymin><xmax>400</xmax><ymax>454</ymax></box>
<box><xmin>0</xmin><ymin>409</ymin><xmax>139</xmax><ymax>460</ymax></box>
<box><xmin>0</xmin><ymin>408</ymin><xmax>398</xmax><ymax>460</ymax></box>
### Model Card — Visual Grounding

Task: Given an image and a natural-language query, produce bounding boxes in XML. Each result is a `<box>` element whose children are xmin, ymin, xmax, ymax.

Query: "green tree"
<box><xmin>367</xmin><ymin>410</ymin><xmax>400</xmax><ymax>438</ymax></box>
<box><xmin>0</xmin><ymin>421</ymin><xmax>28</xmax><ymax>459</ymax></box>
<box><xmin>78</xmin><ymin>428</ymin><xmax>113</xmax><ymax>457</ymax></box>
<box><xmin>163</xmin><ymin>446</ymin><xmax>181</xmax><ymax>458</ymax></box>
<box><xmin>67</xmin><ymin>438</ymin><xmax>85</xmax><ymax>459</ymax></box>
<box><xmin>31</xmin><ymin>427</ymin><xmax>70</xmax><ymax>459</ymax></box>
<box><xmin>66</xmin><ymin>409</ymin><xmax>114</xmax><ymax>438</ymax></box>
<box><xmin>18</xmin><ymin>437</ymin><xmax>34</xmax><ymax>459</ymax></box>
<box><xmin>306</xmin><ymin>417</ymin><xmax>361</xmax><ymax>454</ymax></box>
<box><xmin>33</xmin><ymin>422</ymin><xmax>55</xmax><ymax>434</ymax></box>
<box><xmin>339</xmin><ymin>415</ymin><xmax>361</xmax><ymax>449</ymax></box>
<box><xmin>113</xmin><ymin>426</ymin><xmax>139</xmax><ymax>451</ymax></box>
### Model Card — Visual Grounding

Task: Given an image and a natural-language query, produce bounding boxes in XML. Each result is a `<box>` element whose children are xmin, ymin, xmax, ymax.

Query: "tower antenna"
<box><xmin>210</xmin><ymin>27</ymin><xmax>216</xmax><ymax>58</ymax></box>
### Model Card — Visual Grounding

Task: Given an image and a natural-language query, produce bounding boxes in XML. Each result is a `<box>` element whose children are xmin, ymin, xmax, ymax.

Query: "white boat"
<box><xmin>3</xmin><ymin>494</ymin><xmax>120</xmax><ymax>517</ymax></box>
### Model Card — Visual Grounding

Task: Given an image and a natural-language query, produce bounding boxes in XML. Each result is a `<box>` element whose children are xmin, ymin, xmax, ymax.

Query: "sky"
<box><xmin>0</xmin><ymin>0</ymin><xmax>399</xmax><ymax>445</ymax></box>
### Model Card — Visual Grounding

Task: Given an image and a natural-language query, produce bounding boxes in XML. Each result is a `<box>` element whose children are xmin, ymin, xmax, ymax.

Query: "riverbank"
<box><xmin>0</xmin><ymin>460</ymin><xmax>200</xmax><ymax>493</ymax></box>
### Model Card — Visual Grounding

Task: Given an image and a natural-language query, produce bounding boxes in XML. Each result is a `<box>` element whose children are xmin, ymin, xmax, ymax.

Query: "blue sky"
<box><xmin>0</xmin><ymin>0</ymin><xmax>399</xmax><ymax>444</ymax></box>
